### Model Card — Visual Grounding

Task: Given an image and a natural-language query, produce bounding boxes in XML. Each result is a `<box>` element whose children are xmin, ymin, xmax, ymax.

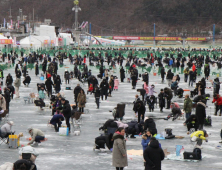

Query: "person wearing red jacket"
<box><xmin>212</xmin><ymin>94</ymin><xmax>222</xmax><ymax>116</ymax></box>
<box><xmin>192</xmin><ymin>63</ymin><xmax>196</xmax><ymax>72</ymax></box>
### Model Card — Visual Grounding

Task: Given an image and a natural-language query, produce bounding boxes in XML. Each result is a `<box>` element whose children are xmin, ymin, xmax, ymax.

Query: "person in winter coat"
<box><xmin>45</xmin><ymin>77</ymin><xmax>54</xmax><ymax>97</ymax></box>
<box><xmin>195</xmin><ymin>100</ymin><xmax>206</xmax><ymax>130</ymax></box>
<box><xmin>60</xmin><ymin>98</ymin><xmax>71</xmax><ymax>133</ymax></box>
<box><xmin>184</xmin><ymin>114</ymin><xmax>199</xmax><ymax>134</ymax></box>
<box><xmin>14</xmin><ymin>75</ymin><xmax>21</xmax><ymax>98</ymax></box>
<box><xmin>189</xmin><ymin>70</ymin><xmax>194</xmax><ymax>87</ymax></box>
<box><xmin>104</xmin><ymin>69</ymin><xmax>109</xmax><ymax>81</ymax></box>
<box><xmin>19</xmin><ymin>145</ymin><xmax>39</xmax><ymax>163</ymax></box>
<box><xmin>183</xmin><ymin>67</ymin><xmax>189</xmax><ymax>82</ymax></box>
<box><xmin>42</xmin><ymin>59</ymin><xmax>47</xmax><ymax>74</ymax></box>
<box><xmin>158</xmin><ymin>89</ymin><xmax>167</xmax><ymax>112</ymax></box>
<box><xmin>3</xmin><ymin>88</ymin><xmax>10</xmax><ymax>111</ymax></box>
<box><xmin>190</xmin><ymin>130</ymin><xmax>208</xmax><ymax>149</ymax></box>
<box><xmin>160</xmin><ymin>67</ymin><xmax>165</xmax><ymax>83</ymax></box>
<box><xmin>13</xmin><ymin>159</ymin><xmax>37</xmax><ymax>170</ymax></box>
<box><xmin>184</xmin><ymin>94</ymin><xmax>193</xmax><ymax>119</ymax></box>
<box><xmin>126</xmin><ymin>121</ymin><xmax>140</xmax><ymax>138</ymax></box>
<box><xmin>120</xmin><ymin>67</ymin><xmax>125</xmax><ymax>82</ymax></box>
<box><xmin>131</xmin><ymin>71</ymin><xmax>137</xmax><ymax>89</ymax></box>
<box><xmin>164</xmin><ymin>107</ymin><xmax>182</xmax><ymax>121</ymax></box>
<box><xmin>192</xmin><ymin>63</ymin><xmax>196</xmax><ymax>72</ymax></box>
<box><xmin>146</xmin><ymin>95</ymin><xmax>155</xmax><ymax>112</ymax></box>
<box><xmin>50</xmin><ymin>114</ymin><xmax>64</xmax><ymax>132</ymax></box>
<box><xmin>94</xmin><ymin>86</ymin><xmax>100</xmax><ymax>109</ymax></box>
<box><xmin>114</xmin><ymin>77</ymin><xmax>120</xmax><ymax>90</ymax></box>
<box><xmin>141</xmin><ymin>130</ymin><xmax>152</xmax><ymax>151</ymax></box>
<box><xmin>54</xmin><ymin>75</ymin><xmax>61</xmax><ymax>93</ymax></box>
<box><xmin>213</xmin><ymin>78</ymin><xmax>220</xmax><ymax>95</ymax></box>
<box><xmin>35</xmin><ymin>62</ymin><xmax>39</xmax><ymax>76</ymax></box>
<box><xmin>144</xmin><ymin>82</ymin><xmax>149</xmax><ymax>98</ymax></box>
<box><xmin>74</xmin><ymin>84</ymin><xmax>82</xmax><ymax>106</ymax></box>
<box><xmin>148</xmin><ymin>84</ymin><xmax>156</xmax><ymax>96</ymax></box>
<box><xmin>23</xmin><ymin>74</ymin><xmax>31</xmax><ymax>87</ymax></box>
<box><xmin>64</xmin><ymin>70</ymin><xmax>70</xmax><ymax>84</ymax></box>
<box><xmin>212</xmin><ymin>94</ymin><xmax>222</xmax><ymax>116</ymax></box>
<box><xmin>204</xmin><ymin>65</ymin><xmax>210</xmax><ymax>80</ymax></box>
<box><xmin>166</xmin><ymin>69</ymin><xmax>174</xmax><ymax>87</ymax></box>
<box><xmin>100</xmin><ymin>79</ymin><xmax>109</xmax><ymax>100</ymax></box>
<box><xmin>38</xmin><ymin>86</ymin><xmax>45</xmax><ymax>110</ymax></box>
<box><xmin>94</xmin><ymin>134</ymin><xmax>114</xmax><ymax>150</ymax></box>
<box><xmin>112</xmin><ymin>127</ymin><xmax>128</xmax><ymax>170</ymax></box>
<box><xmin>133</xmin><ymin>100</ymin><xmax>146</xmax><ymax>123</ymax></box>
<box><xmin>137</xmin><ymin>89</ymin><xmax>146</xmax><ymax>101</ymax></box>
<box><xmin>201</xmin><ymin>78</ymin><xmax>206</xmax><ymax>95</ymax></box>
<box><xmin>77</xmin><ymin>89</ymin><xmax>86</xmax><ymax>113</ymax></box>
<box><xmin>143</xmin><ymin>117</ymin><xmax>157</xmax><ymax>136</ymax></box>
<box><xmin>5</xmin><ymin>73</ymin><xmax>13</xmax><ymax>86</ymax></box>
<box><xmin>164</xmin><ymin>87</ymin><xmax>173</xmax><ymax>109</ymax></box>
<box><xmin>0</xmin><ymin>94</ymin><xmax>6</xmax><ymax>111</ymax></box>
<box><xmin>143</xmin><ymin>137</ymin><xmax>164</xmax><ymax>170</ymax></box>
<box><xmin>27</xmin><ymin>127</ymin><xmax>45</xmax><ymax>146</ymax></box>
<box><xmin>0</xmin><ymin>121</ymin><xmax>13</xmax><ymax>138</ymax></box>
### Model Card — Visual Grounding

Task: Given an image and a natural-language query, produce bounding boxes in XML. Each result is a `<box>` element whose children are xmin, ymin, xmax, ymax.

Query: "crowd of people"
<box><xmin>0</xmin><ymin>47</ymin><xmax>221</xmax><ymax>169</ymax></box>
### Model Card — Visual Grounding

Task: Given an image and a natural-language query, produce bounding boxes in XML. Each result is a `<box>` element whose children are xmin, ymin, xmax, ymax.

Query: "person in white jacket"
<box><xmin>19</xmin><ymin>145</ymin><xmax>39</xmax><ymax>163</ymax></box>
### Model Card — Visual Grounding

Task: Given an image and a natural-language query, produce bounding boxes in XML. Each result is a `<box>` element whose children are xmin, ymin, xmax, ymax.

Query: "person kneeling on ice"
<box><xmin>190</xmin><ymin>130</ymin><xmax>208</xmax><ymax>149</ymax></box>
<box><xmin>94</xmin><ymin>134</ymin><xmax>114</xmax><ymax>151</ymax></box>
<box><xmin>27</xmin><ymin>127</ymin><xmax>45</xmax><ymax>147</ymax></box>
<box><xmin>184</xmin><ymin>115</ymin><xmax>199</xmax><ymax>135</ymax></box>
<box><xmin>164</xmin><ymin>107</ymin><xmax>182</xmax><ymax>121</ymax></box>
<box><xmin>50</xmin><ymin>114</ymin><xmax>65</xmax><ymax>132</ymax></box>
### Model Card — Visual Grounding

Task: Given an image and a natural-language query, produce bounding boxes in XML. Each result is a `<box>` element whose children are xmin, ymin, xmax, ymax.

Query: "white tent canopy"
<box><xmin>20</xmin><ymin>36</ymin><xmax>51</xmax><ymax>48</ymax></box>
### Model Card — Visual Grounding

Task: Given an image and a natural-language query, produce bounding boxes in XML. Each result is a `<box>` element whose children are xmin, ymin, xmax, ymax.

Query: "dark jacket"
<box><xmin>64</xmin><ymin>71</ymin><xmax>70</xmax><ymax>80</ymax></box>
<box><xmin>204</xmin><ymin>67</ymin><xmax>210</xmax><ymax>77</ymax></box>
<box><xmin>158</xmin><ymin>92</ymin><xmax>167</xmax><ymax>107</ymax></box>
<box><xmin>160</xmin><ymin>68</ymin><xmax>165</xmax><ymax>78</ymax></box>
<box><xmin>120</xmin><ymin>68</ymin><xmax>125</xmax><ymax>79</ymax></box>
<box><xmin>172</xmin><ymin>107</ymin><xmax>182</xmax><ymax>115</ymax></box>
<box><xmin>184</xmin><ymin>114</ymin><xmax>199</xmax><ymax>126</ymax></box>
<box><xmin>144</xmin><ymin>118</ymin><xmax>157</xmax><ymax>135</ymax></box>
<box><xmin>50</xmin><ymin>114</ymin><xmax>64</xmax><ymax>126</ymax></box>
<box><xmin>166</xmin><ymin>70</ymin><xmax>174</xmax><ymax>79</ymax></box>
<box><xmin>62</xmin><ymin>100</ymin><xmax>71</xmax><ymax>117</ymax></box>
<box><xmin>164</xmin><ymin>87</ymin><xmax>173</xmax><ymax>100</ymax></box>
<box><xmin>100</xmin><ymin>80</ymin><xmax>109</xmax><ymax>91</ymax></box>
<box><xmin>133</xmin><ymin>100</ymin><xmax>146</xmax><ymax>114</ymax></box>
<box><xmin>45</xmin><ymin>78</ymin><xmax>54</xmax><ymax>90</ymax></box>
<box><xmin>195</xmin><ymin>102</ymin><xmax>206</xmax><ymax>124</ymax></box>
<box><xmin>54</xmin><ymin>77</ymin><xmax>61</xmax><ymax>91</ymax></box>
<box><xmin>143</xmin><ymin>140</ymin><xmax>165</xmax><ymax>170</ymax></box>
<box><xmin>74</xmin><ymin>86</ymin><xmax>82</xmax><ymax>98</ymax></box>
<box><xmin>95</xmin><ymin>88</ymin><xmax>101</xmax><ymax>98</ymax></box>
<box><xmin>127</xmin><ymin>121</ymin><xmax>139</xmax><ymax>134</ymax></box>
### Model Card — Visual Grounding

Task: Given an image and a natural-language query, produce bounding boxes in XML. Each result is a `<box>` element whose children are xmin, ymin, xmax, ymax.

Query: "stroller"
<box><xmin>112</xmin><ymin>103</ymin><xmax>125</xmax><ymax>121</ymax></box>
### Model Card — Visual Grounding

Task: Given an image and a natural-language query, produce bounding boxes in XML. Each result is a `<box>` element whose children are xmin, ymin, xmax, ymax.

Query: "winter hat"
<box><xmin>27</xmin><ymin>127</ymin><xmax>33</xmax><ymax>132</ymax></box>
<box><xmin>8</xmin><ymin>121</ymin><xmax>14</xmax><ymax>126</ymax></box>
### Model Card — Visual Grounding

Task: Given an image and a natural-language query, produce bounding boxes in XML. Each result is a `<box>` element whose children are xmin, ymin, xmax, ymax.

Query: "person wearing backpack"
<box><xmin>184</xmin><ymin>94</ymin><xmax>193</xmax><ymax>120</ymax></box>
<box><xmin>190</xmin><ymin>130</ymin><xmax>208</xmax><ymax>149</ymax></box>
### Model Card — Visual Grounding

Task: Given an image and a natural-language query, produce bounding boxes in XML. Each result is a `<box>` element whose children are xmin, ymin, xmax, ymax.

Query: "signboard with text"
<box><xmin>0</xmin><ymin>39</ymin><xmax>13</xmax><ymax>44</ymax></box>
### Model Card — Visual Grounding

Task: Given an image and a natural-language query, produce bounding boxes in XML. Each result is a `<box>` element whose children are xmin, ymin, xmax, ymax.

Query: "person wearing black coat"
<box><xmin>201</xmin><ymin>78</ymin><xmax>206</xmax><ymax>95</ymax></box>
<box><xmin>42</xmin><ymin>59</ymin><xmax>47</xmax><ymax>74</ymax></box>
<box><xmin>120</xmin><ymin>67</ymin><xmax>125</xmax><ymax>82</ymax></box>
<box><xmin>99</xmin><ymin>119</ymin><xmax>118</xmax><ymax>131</ymax></box>
<box><xmin>61</xmin><ymin>98</ymin><xmax>71</xmax><ymax>133</ymax></box>
<box><xmin>137</xmin><ymin>89</ymin><xmax>146</xmax><ymax>101</ymax></box>
<box><xmin>189</xmin><ymin>70</ymin><xmax>194</xmax><ymax>87</ymax></box>
<box><xmin>100</xmin><ymin>79</ymin><xmax>109</xmax><ymax>100</ymax></box>
<box><xmin>160</xmin><ymin>67</ymin><xmax>165</xmax><ymax>83</ymax></box>
<box><xmin>73</xmin><ymin>84</ymin><xmax>82</xmax><ymax>106</ymax></box>
<box><xmin>45</xmin><ymin>77</ymin><xmax>54</xmax><ymax>97</ymax></box>
<box><xmin>5</xmin><ymin>74</ymin><xmax>13</xmax><ymax>86</ymax></box>
<box><xmin>64</xmin><ymin>70</ymin><xmax>70</xmax><ymax>84</ymax></box>
<box><xmin>164</xmin><ymin>87</ymin><xmax>172</xmax><ymax>109</ymax></box>
<box><xmin>23</xmin><ymin>75</ymin><xmax>31</xmax><ymax>87</ymax></box>
<box><xmin>195</xmin><ymin>101</ymin><xmax>206</xmax><ymax>130</ymax></box>
<box><xmin>204</xmin><ymin>65</ymin><xmax>210</xmax><ymax>80</ymax></box>
<box><xmin>94</xmin><ymin>86</ymin><xmax>101</xmax><ymax>109</ymax></box>
<box><xmin>7</xmin><ymin>85</ymin><xmax>15</xmax><ymax>99</ymax></box>
<box><xmin>166</xmin><ymin>69</ymin><xmax>174</xmax><ymax>87</ymax></box>
<box><xmin>131</xmin><ymin>72</ymin><xmax>137</xmax><ymax>89</ymax></box>
<box><xmin>22</xmin><ymin>64</ymin><xmax>27</xmax><ymax>77</ymax></box>
<box><xmin>184</xmin><ymin>114</ymin><xmax>199</xmax><ymax>134</ymax></box>
<box><xmin>164</xmin><ymin>107</ymin><xmax>182</xmax><ymax>121</ymax></box>
<box><xmin>94</xmin><ymin>134</ymin><xmax>113</xmax><ymax>150</ymax></box>
<box><xmin>143</xmin><ymin>138</ymin><xmax>164</xmax><ymax>170</ymax></box>
<box><xmin>74</xmin><ymin>65</ymin><xmax>78</xmax><ymax>78</ymax></box>
<box><xmin>54</xmin><ymin>75</ymin><xmax>61</xmax><ymax>93</ymax></box>
<box><xmin>144</xmin><ymin>118</ymin><xmax>157</xmax><ymax>136</ymax></box>
<box><xmin>133</xmin><ymin>100</ymin><xmax>146</xmax><ymax>123</ymax></box>
<box><xmin>3</xmin><ymin>87</ymin><xmax>11</xmax><ymax>111</ymax></box>
<box><xmin>35</xmin><ymin>62</ymin><xmax>39</xmax><ymax>76</ymax></box>
<box><xmin>158</xmin><ymin>89</ymin><xmax>167</xmax><ymax>112</ymax></box>
<box><xmin>126</xmin><ymin>121</ymin><xmax>140</xmax><ymax>138</ymax></box>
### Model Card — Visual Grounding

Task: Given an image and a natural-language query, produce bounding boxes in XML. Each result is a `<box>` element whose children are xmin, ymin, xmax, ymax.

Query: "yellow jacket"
<box><xmin>190</xmin><ymin>131</ymin><xmax>206</xmax><ymax>140</ymax></box>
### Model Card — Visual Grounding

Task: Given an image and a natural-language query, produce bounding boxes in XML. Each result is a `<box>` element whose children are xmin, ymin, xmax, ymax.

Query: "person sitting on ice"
<box><xmin>183</xmin><ymin>114</ymin><xmax>199</xmax><ymax>135</ymax></box>
<box><xmin>190</xmin><ymin>130</ymin><xmax>208</xmax><ymax>149</ymax></box>
<box><xmin>164</xmin><ymin>107</ymin><xmax>182</xmax><ymax>121</ymax></box>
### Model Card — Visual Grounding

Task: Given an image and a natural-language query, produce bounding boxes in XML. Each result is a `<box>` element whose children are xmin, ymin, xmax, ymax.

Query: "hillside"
<box><xmin>1</xmin><ymin>0</ymin><xmax>222</xmax><ymax>36</ymax></box>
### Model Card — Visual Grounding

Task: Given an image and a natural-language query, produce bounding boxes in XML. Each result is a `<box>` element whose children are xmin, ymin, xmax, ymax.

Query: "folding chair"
<box><xmin>71</xmin><ymin>112</ymin><xmax>82</xmax><ymax>133</ymax></box>
<box><xmin>0</xmin><ymin>136</ymin><xmax>8</xmax><ymax>145</ymax></box>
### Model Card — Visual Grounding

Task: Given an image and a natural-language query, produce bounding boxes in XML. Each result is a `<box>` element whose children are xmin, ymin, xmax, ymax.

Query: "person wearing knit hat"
<box><xmin>0</xmin><ymin>121</ymin><xmax>14</xmax><ymax>138</ymax></box>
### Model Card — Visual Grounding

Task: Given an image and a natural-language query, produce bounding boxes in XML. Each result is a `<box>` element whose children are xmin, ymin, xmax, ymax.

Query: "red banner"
<box><xmin>112</xmin><ymin>36</ymin><xmax>206</xmax><ymax>41</ymax></box>
<box><xmin>44</xmin><ymin>40</ymin><xmax>48</xmax><ymax>44</ymax></box>
<box><xmin>0</xmin><ymin>39</ymin><xmax>12</xmax><ymax>44</ymax></box>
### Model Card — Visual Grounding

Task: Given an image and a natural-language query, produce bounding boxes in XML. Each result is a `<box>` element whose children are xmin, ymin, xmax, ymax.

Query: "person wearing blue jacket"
<box><xmin>141</xmin><ymin>130</ymin><xmax>152</xmax><ymax>151</ymax></box>
<box><xmin>50</xmin><ymin>114</ymin><xmax>64</xmax><ymax>132</ymax></box>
